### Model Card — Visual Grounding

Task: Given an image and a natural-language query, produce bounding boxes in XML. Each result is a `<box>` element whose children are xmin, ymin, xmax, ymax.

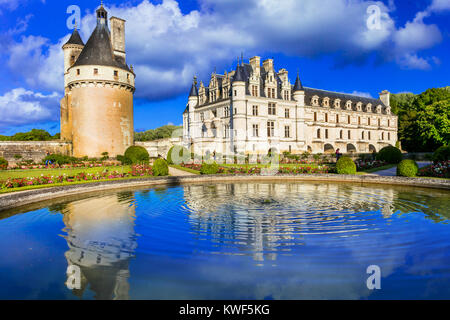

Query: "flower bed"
<box><xmin>7</xmin><ymin>162</ymin><xmax>122</xmax><ymax>171</ymax></box>
<box><xmin>355</xmin><ymin>159</ymin><xmax>387</xmax><ymax>171</ymax></box>
<box><xmin>181</xmin><ymin>163</ymin><xmax>330</xmax><ymax>175</ymax></box>
<box><xmin>417</xmin><ymin>161</ymin><xmax>449</xmax><ymax>179</ymax></box>
<box><xmin>1</xmin><ymin>165</ymin><xmax>153</xmax><ymax>189</ymax></box>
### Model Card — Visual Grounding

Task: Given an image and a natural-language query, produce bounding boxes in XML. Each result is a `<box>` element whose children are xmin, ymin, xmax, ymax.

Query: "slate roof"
<box><xmin>195</xmin><ymin>59</ymin><xmax>387</xmax><ymax>112</ymax></box>
<box><xmin>64</xmin><ymin>29</ymin><xmax>84</xmax><ymax>46</ymax></box>
<box><xmin>304</xmin><ymin>87</ymin><xmax>387</xmax><ymax>109</ymax></box>
<box><xmin>72</xmin><ymin>18</ymin><xmax>131</xmax><ymax>72</ymax></box>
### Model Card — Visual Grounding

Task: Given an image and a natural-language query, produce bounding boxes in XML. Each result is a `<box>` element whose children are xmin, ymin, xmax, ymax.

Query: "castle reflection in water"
<box><xmin>61</xmin><ymin>192</ymin><xmax>137</xmax><ymax>300</ymax></box>
<box><xmin>59</xmin><ymin>183</ymin><xmax>397</xmax><ymax>299</ymax></box>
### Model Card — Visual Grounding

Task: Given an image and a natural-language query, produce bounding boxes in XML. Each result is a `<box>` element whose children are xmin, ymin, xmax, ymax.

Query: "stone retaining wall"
<box><xmin>0</xmin><ymin>141</ymin><xmax>72</xmax><ymax>164</ymax></box>
<box><xmin>0</xmin><ymin>174</ymin><xmax>448</xmax><ymax>211</ymax></box>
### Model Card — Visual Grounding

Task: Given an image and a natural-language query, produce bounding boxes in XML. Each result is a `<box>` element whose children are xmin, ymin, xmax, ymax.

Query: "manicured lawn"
<box><xmin>170</xmin><ymin>165</ymin><xmax>200</xmax><ymax>175</ymax></box>
<box><xmin>0</xmin><ymin>175</ymin><xmax>152</xmax><ymax>194</ymax></box>
<box><xmin>0</xmin><ymin>166</ymin><xmax>132</xmax><ymax>180</ymax></box>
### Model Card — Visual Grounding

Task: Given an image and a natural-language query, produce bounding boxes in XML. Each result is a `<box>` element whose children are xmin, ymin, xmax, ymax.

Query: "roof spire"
<box><xmin>241</xmin><ymin>52</ymin><xmax>244</xmax><ymax>66</ymax></box>
<box><xmin>189</xmin><ymin>76</ymin><xmax>198</xmax><ymax>97</ymax></box>
<box><xmin>293</xmin><ymin>70</ymin><xmax>303</xmax><ymax>92</ymax></box>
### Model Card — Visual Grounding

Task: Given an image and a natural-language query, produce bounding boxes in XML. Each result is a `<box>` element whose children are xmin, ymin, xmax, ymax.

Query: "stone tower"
<box><xmin>60</xmin><ymin>4</ymin><xmax>135</xmax><ymax>158</ymax></box>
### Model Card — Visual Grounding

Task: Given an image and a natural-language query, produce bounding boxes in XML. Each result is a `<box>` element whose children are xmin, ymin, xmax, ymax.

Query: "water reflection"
<box><xmin>61</xmin><ymin>192</ymin><xmax>137</xmax><ymax>300</ymax></box>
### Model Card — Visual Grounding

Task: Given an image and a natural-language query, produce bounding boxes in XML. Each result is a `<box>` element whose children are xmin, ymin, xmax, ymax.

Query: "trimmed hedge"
<box><xmin>152</xmin><ymin>158</ymin><xmax>169</xmax><ymax>176</ymax></box>
<box><xmin>432</xmin><ymin>145</ymin><xmax>450</xmax><ymax>163</ymax></box>
<box><xmin>0</xmin><ymin>157</ymin><xmax>8</xmax><ymax>170</ymax></box>
<box><xmin>124</xmin><ymin>146</ymin><xmax>149</xmax><ymax>164</ymax></box>
<box><xmin>43</xmin><ymin>154</ymin><xmax>77</xmax><ymax>165</ymax></box>
<box><xmin>397</xmin><ymin>159</ymin><xmax>419</xmax><ymax>177</ymax></box>
<box><xmin>376</xmin><ymin>146</ymin><xmax>403</xmax><ymax>164</ymax></box>
<box><xmin>336</xmin><ymin>157</ymin><xmax>356</xmax><ymax>174</ymax></box>
<box><xmin>200</xmin><ymin>162</ymin><xmax>219</xmax><ymax>175</ymax></box>
<box><xmin>167</xmin><ymin>146</ymin><xmax>190</xmax><ymax>165</ymax></box>
<box><xmin>117</xmin><ymin>155</ymin><xmax>132</xmax><ymax>165</ymax></box>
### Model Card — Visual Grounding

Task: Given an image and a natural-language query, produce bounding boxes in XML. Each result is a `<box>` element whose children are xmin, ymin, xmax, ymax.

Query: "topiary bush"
<box><xmin>0</xmin><ymin>157</ymin><xmax>8</xmax><ymax>170</ymax></box>
<box><xmin>200</xmin><ymin>162</ymin><xmax>219</xmax><ymax>175</ymax></box>
<box><xmin>376</xmin><ymin>146</ymin><xmax>403</xmax><ymax>164</ymax></box>
<box><xmin>432</xmin><ymin>145</ymin><xmax>450</xmax><ymax>163</ymax></box>
<box><xmin>43</xmin><ymin>154</ymin><xmax>74</xmax><ymax>165</ymax></box>
<box><xmin>124</xmin><ymin>146</ymin><xmax>150</xmax><ymax>164</ymax></box>
<box><xmin>167</xmin><ymin>146</ymin><xmax>190</xmax><ymax>165</ymax></box>
<box><xmin>117</xmin><ymin>155</ymin><xmax>132</xmax><ymax>165</ymax></box>
<box><xmin>397</xmin><ymin>159</ymin><xmax>419</xmax><ymax>177</ymax></box>
<box><xmin>152</xmin><ymin>158</ymin><xmax>169</xmax><ymax>176</ymax></box>
<box><xmin>336</xmin><ymin>156</ymin><xmax>357</xmax><ymax>174</ymax></box>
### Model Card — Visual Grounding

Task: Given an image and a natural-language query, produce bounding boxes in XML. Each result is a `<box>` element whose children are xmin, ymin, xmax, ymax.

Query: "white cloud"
<box><xmin>3</xmin><ymin>0</ymin><xmax>448</xmax><ymax>101</ymax></box>
<box><xmin>429</xmin><ymin>0</ymin><xmax>450</xmax><ymax>12</ymax></box>
<box><xmin>349</xmin><ymin>91</ymin><xmax>373</xmax><ymax>98</ymax></box>
<box><xmin>0</xmin><ymin>88</ymin><xmax>61</xmax><ymax>127</ymax></box>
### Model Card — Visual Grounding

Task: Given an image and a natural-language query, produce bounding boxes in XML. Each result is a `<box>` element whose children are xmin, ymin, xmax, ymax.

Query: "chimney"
<box><xmin>379</xmin><ymin>90</ymin><xmax>390</xmax><ymax>107</ymax></box>
<box><xmin>110</xmin><ymin>17</ymin><xmax>126</xmax><ymax>63</ymax></box>
<box><xmin>262</xmin><ymin>58</ymin><xmax>274</xmax><ymax>73</ymax></box>
<box><xmin>249</xmin><ymin>56</ymin><xmax>261</xmax><ymax>76</ymax></box>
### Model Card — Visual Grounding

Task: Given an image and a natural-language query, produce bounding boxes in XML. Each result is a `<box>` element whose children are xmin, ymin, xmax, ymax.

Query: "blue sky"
<box><xmin>0</xmin><ymin>0</ymin><xmax>449</xmax><ymax>135</ymax></box>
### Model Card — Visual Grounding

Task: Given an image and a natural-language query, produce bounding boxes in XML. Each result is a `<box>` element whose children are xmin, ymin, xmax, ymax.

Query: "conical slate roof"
<box><xmin>72</xmin><ymin>21</ymin><xmax>130</xmax><ymax>72</ymax></box>
<box><xmin>189</xmin><ymin>79</ymin><xmax>198</xmax><ymax>97</ymax></box>
<box><xmin>233</xmin><ymin>64</ymin><xmax>246</xmax><ymax>82</ymax></box>
<box><xmin>64</xmin><ymin>29</ymin><xmax>84</xmax><ymax>46</ymax></box>
<box><xmin>293</xmin><ymin>73</ymin><xmax>303</xmax><ymax>91</ymax></box>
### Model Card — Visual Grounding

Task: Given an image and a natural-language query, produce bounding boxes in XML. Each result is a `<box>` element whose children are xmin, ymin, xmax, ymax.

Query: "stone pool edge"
<box><xmin>0</xmin><ymin>174</ymin><xmax>449</xmax><ymax>211</ymax></box>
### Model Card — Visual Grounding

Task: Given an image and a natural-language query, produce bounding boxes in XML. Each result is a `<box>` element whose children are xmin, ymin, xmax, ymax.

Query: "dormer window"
<box><xmin>312</xmin><ymin>96</ymin><xmax>319</xmax><ymax>106</ymax></box>
<box><xmin>356</xmin><ymin>102</ymin><xmax>363</xmax><ymax>112</ymax></box>
<box><xmin>76</xmin><ymin>69</ymin><xmax>80</xmax><ymax>76</ymax></box>
<box><xmin>376</xmin><ymin>105</ymin><xmax>382</xmax><ymax>114</ymax></box>
<box><xmin>323</xmin><ymin>97</ymin><xmax>330</xmax><ymax>107</ymax></box>
<box><xmin>334</xmin><ymin>99</ymin><xmax>341</xmax><ymax>109</ymax></box>
<box><xmin>346</xmin><ymin>100</ymin><xmax>352</xmax><ymax>110</ymax></box>
<box><xmin>386</xmin><ymin>107</ymin><xmax>391</xmax><ymax>115</ymax></box>
<box><xmin>366</xmin><ymin>103</ymin><xmax>372</xmax><ymax>112</ymax></box>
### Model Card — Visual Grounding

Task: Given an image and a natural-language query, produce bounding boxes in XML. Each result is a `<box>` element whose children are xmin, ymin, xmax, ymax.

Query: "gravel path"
<box><xmin>373</xmin><ymin>161</ymin><xmax>431</xmax><ymax>176</ymax></box>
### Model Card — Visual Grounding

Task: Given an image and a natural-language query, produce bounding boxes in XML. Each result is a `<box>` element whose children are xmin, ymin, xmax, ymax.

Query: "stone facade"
<box><xmin>61</xmin><ymin>5</ymin><xmax>135</xmax><ymax>158</ymax></box>
<box><xmin>184</xmin><ymin>56</ymin><xmax>398</xmax><ymax>156</ymax></box>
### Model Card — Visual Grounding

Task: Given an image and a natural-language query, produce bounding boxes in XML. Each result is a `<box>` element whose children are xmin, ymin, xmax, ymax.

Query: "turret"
<box><xmin>62</xmin><ymin>28</ymin><xmax>84</xmax><ymax>74</ymax></box>
<box><xmin>188</xmin><ymin>77</ymin><xmax>198</xmax><ymax>112</ymax></box>
<box><xmin>293</xmin><ymin>72</ymin><xmax>305</xmax><ymax>106</ymax></box>
<box><xmin>96</xmin><ymin>3</ymin><xmax>108</xmax><ymax>26</ymax></box>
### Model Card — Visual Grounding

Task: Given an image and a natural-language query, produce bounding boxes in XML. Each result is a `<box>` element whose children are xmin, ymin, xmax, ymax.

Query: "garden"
<box><xmin>0</xmin><ymin>146</ymin><xmax>170</xmax><ymax>193</ymax></box>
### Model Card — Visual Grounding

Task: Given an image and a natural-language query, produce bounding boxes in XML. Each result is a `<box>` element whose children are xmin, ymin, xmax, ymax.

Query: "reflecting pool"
<box><xmin>0</xmin><ymin>182</ymin><xmax>449</xmax><ymax>300</ymax></box>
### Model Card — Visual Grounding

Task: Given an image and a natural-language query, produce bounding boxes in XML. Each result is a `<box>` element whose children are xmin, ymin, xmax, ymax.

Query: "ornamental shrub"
<box><xmin>43</xmin><ymin>154</ymin><xmax>74</xmax><ymax>165</ymax></box>
<box><xmin>167</xmin><ymin>146</ymin><xmax>190</xmax><ymax>165</ymax></box>
<box><xmin>117</xmin><ymin>155</ymin><xmax>132</xmax><ymax>165</ymax></box>
<box><xmin>376</xmin><ymin>146</ymin><xmax>403</xmax><ymax>164</ymax></box>
<box><xmin>0</xmin><ymin>157</ymin><xmax>8</xmax><ymax>170</ymax></box>
<box><xmin>336</xmin><ymin>156</ymin><xmax>357</xmax><ymax>174</ymax></box>
<box><xmin>200</xmin><ymin>162</ymin><xmax>219</xmax><ymax>175</ymax></box>
<box><xmin>124</xmin><ymin>146</ymin><xmax>150</xmax><ymax>164</ymax></box>
<box><xmin>432</xmin><ymin>145</ymin><xmax>450</xmax><ymax>163</ymax></box>
<box><xmin>397</xmin><ymin>159</ymin><xmax>419</xmax><ymax>177</ymax></box>
<box><xmin>152</xmin><ymin>158</ymin><xmax>169</xmax><ymax>176</ymax></box>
